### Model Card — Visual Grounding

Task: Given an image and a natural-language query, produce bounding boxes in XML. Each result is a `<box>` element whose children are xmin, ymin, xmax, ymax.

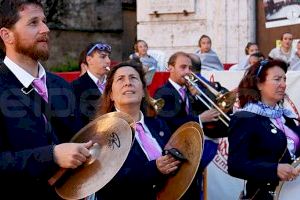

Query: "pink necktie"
<box><xmin>179</xmin><ymin>87</ymin><xmax>189</xmax><ymax>113</ymax></box>
<box><xmin>275</xmin><ymin>118</ymin><xmax>300</xmax><ymax>150</ymax></box>
<box><xmin>97</xmin><ymin>80</ymin><xmax>105</xmax><ymax>93</ymax></box>
<box><xmin>32</xmin><ymin>77</ymin><xmax>48</xmax><ymax>102</ymax></box>
<box><xmin>136</xmin><ymin>122</ymin><xmax>161</xmax><ymax>161</ymax></box>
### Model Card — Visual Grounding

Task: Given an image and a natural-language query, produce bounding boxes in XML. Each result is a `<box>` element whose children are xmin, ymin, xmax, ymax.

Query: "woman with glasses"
<box><xmin>228</xmin><ymin>59</ymin><xmax>300</xmax><ymax>199</ymax></box>
<box><xmin>94</xmin><ymin>60</ymin><xmax>181</xmax><ymax>200</ymax></box>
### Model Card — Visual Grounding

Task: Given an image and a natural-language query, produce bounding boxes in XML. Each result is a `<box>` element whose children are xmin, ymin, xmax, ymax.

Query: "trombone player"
<box><xmin>154</xmin><ymin>51</ymin><xmax>229</xmax><ymax>199</ymax></box>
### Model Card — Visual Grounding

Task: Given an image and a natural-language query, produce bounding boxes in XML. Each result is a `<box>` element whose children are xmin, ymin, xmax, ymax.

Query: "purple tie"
<box><xmin>179</xmin><ymin>87</ymin><xmax>189</xmax><ymax>113</ymax></box>
<box><xmin>96</xmin><ymin>80</ymin><xmax>105</xmax><ymax>93</ymax></box>
<box><xmin>275</xmin><ymin>118</ymin><xmax>300</xmax><ymax>151</ymax></box>
<box><xmin>32</xmin><ymin>77</ymin><xmax>48</xmax><ymax>102</ymax></box>
<box><xmin>136</xmin><ymin>122</ymin><xmax>161</xmax><ymax>161</ymax></box>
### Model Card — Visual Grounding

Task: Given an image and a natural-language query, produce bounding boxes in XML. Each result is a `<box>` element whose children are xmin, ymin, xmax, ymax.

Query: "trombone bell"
<box><xmin>149</xmin><ymin>97</ymin><xmax>165</xmax><ymax>113</ymax></box>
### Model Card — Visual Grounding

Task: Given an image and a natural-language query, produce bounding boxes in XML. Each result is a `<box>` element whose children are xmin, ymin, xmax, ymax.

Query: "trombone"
<box><xmin>184</xmin><ymin>72</ymin><xmax>236</xmax><ymax>127</ymax></box>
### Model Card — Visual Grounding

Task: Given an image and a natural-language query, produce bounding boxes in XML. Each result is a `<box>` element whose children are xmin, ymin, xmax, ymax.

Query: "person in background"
<box><xmin>289</xmin><ymin>40</ymin><xmax>300</xmax><ymax>71</ymax></box>
<box><xmin>228</xmin><ymin>59</ymin><xmax>300</xmax><ymax>200</ymax></box>
<box><xmin>129</xmin><ymin>39</ymin><xmax>159</xmax><ymax>72</ymax></box>
<box><xmin>72</xmin><ymin>42</ymin><xmax>111</xmax><ymax>126</ymax></box>
<box><xmin>230</xmin><ymin>42</ymin><xmax>259</xmax><ymax>71</ymax></box>
<box><xmin>231</xmin><ymin>51</ymin><xmax>265</xmax><ymax>71</ymax></box>
<box><xmin>268</xmin><ymin>32</ymin><xmax>294</xmax><ymax>63</ymax></box>
<box><xmin>95</xmin><ymin>60</ymin><xmax>181</xmax><ymax>200</ymax></box>
<box><xmin>155</xmin><ymin>52</ymin><xmax>229</xmax><ymax>199</ymax></box>
<box><xmin>248</xmin><ymin>52</ymin><xmax>265</xmax><ymax>67</ymax></box>
<box><xmin>78</xmin><ymin>48</ymin><xmax>88</xmax><ymax>76</ymax></box>
<box><xmin>0</xmin><ymin>0</ymin><xmax>92</xmax><ymax>199</ymax></box>
<box><xmin>195</xmin><ymin>34</ymin><xmax>224</xmax><ymax>71</ymax></box>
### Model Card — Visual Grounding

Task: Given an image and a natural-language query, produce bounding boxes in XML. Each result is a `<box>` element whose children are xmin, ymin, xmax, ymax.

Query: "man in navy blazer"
<box><xmin>154</xmin><ymin>51</ymin><xmax>228</xmax><ymax>199</ymax></box>
<box><xmin>0</xmin><ymin>1</ymin><xmax>93</xmax><ymax>199</ymax></box>
<box><xmin>72</xmin><ymin>42</ymin><xmax>111</xmax><ymax>126</ymax></box>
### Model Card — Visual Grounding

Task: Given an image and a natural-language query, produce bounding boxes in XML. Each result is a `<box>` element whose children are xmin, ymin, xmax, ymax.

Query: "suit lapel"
<box><xmin>144</xmin><ymin>117</ymin><xmax>166</xmax><ymax>148</ymax></box>
<box><xmin>0</xmin><ymin>63</ymin><xmax>41</xmax><ymax>113</ymax></box>
<box><xmin>82</xmin><ymin>73</ymin><xmax>101</xmax><ymax>97</ymax></box>
<box><xmin>166</xmin><ymin>81</ymin><xmax>184</xmax><ymax>105</ymax></box>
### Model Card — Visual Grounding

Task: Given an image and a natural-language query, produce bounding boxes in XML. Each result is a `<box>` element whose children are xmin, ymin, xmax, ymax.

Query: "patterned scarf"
<box><xmin>237</xmin><ymin>101</ymin><xmax>297</xmax><ymax>119</ymax></box>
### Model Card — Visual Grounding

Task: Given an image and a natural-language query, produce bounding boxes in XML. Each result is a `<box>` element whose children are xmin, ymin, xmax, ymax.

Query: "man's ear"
<box><xmin>168</xmin><ymin>65</ymin><xmax>174</xmax><ymax>72</ymax></box>
<box><xmin>86</xmin><ymin>55</ymin><xmax>92</xmax><ymax>66</ymax></box>
<box><xmin>0</xmin><ymin>28</ymin><xmax>14</xmax><ymax>44</ymax></box>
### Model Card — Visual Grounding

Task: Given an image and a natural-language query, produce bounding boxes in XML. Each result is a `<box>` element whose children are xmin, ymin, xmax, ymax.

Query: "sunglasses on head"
<box><xmin>256</xmin><ymin>59</ymin><xmax>269</xmax><ymax>77</ymax></box>
<box><xmin>87</xmin><ymin>43</ymin><xmax>112</xmax><ymax>56</ymax></box>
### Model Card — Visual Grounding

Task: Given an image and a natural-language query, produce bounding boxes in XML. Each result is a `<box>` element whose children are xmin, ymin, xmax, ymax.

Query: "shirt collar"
<box><xmin>87</xmin><ymin>70</ymin><xmax>106</xmax><ymax>85</ymax></box>
<box><xmin>4</xmin><ymin>56</ymin><xmax>46</xmax><ymax>88</ymax></box>
<box><xmin>168</xmin><ymin>78</ymin><xmax>185</xmax><ymax>93</ymax></box>
<box><xmin>137</xmin><ymin>111</ymin><xmax>146</xmax><ymax>127</ymax></box>
<box><xmin>114</xmin><ymin>109</ymin><xmax>146</xmax><ymax>129</ymax></box>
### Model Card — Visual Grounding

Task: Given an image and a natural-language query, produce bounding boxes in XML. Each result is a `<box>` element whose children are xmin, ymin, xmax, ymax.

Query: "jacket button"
<box><xmin>159</xmin><ymin>131</ymin><xmax>164</xmax><ymax>137</ymax></box>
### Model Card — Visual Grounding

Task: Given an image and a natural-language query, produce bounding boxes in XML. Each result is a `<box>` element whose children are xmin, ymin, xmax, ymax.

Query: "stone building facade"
<box><xmin>137</xmin><ymin>0</ymin><xmax>256</xmax><ymax>64</ymax></box>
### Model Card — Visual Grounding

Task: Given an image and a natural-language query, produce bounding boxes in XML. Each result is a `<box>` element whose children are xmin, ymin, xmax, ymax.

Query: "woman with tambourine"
<box><xmin>228</xmin><ymin>59</ymin><xmax>300</xmax><ymax>200</ymax></box>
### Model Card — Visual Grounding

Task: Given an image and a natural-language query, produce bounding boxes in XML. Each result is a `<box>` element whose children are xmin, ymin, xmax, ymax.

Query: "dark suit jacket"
<box><xmin>71</xmin><ymin>73</ymin><xmax>101</xmax><ymax>126</ymax></box>
<box><xmin>96</xmin><ymin>116</ymin><xmax>171</xmax><ymax>200</ymax></box>
<box><xmin>0</xmin><ymin>63</ymin><xmax>81</xmax><ymax>199</ymax></box>
<box><xmin>154</xmin><ymin>80</ymin><xmax>228</xmax><ymax>138</ymax></box>
<box><xmin>228</xmin><ymin>111</ymin><xmax>300</xmax><ymax>199</ymax></box>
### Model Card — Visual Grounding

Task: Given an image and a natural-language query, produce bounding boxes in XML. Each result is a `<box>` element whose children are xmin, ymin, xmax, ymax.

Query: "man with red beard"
<box><xmin>0</xmin><ymin>1</ymin><xmax>93</xmax><ymax>199</ymax></box>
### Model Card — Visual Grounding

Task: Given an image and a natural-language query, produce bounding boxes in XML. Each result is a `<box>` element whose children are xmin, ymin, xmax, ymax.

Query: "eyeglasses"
<box><xmin>256</xmin><ymin>59</ymin><xmax>269</xmax><ymax>77</ymax></box>
<box><xmin>87</xmin><ymin>43</ymin><xmax>112</xmax><ymax>56</ymax></box>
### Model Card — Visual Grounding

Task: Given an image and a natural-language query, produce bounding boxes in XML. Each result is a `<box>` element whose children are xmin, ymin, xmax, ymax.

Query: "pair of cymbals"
<box><xmin>157</xmin><ymin>121</ymin><xmax>204</xmax><ymax>200</ymax></box>
<box><xmin>53</xmin><ymin>112</ymin><xmax>134</xmax><ymax>200</ymax></box>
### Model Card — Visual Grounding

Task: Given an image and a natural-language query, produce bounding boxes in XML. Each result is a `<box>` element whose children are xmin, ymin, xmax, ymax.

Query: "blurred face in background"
<box><xmin>248</xmin><ymin>44</ymin><xmax>259</xmax><ymax>55</ymax></box>
<box><xmin>199</xmin><ymin>37</ymin><xmax>211</xmax><ymax>53</ymax></box>
<box><xmin>248</xmin><ymin>55</ymin><xmax>260</xmax><ymax>66</ymax></box>
<box><xmin>136</xmin><ymin>41</ymin><xmax>148</xmax><ymax>56</ymax></box>
<box><xmin>281</xmin><ymin>33</ymin><xmax>293</xmax><ymax>50</ymax></box>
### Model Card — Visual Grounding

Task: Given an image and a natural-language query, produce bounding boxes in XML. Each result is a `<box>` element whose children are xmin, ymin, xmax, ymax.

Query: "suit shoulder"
<box><xmin>232</xmin><ymin>111</ymin><xmax>257</xmax><ymax>119</ymax></box>
<box><xmin>46</xmin><ymin>72</ymin><xmax>72</xmax><ymax>88</ymax></box>
<box><xmin>71</xmin><ymin>74</ymin><xmax>86</xmax><ymax>86</ymax></box>
<box><xmin>154</xmin><ymin>83</ymin><xmax>176</xmax><ymax>97</ymax></box>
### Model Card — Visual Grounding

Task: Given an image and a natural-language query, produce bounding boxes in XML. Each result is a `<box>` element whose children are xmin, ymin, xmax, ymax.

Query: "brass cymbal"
<box><xmin>174</xmin><ymin>121</ymin><xmax>204</xmax><ymax>146</ymax></box>
<box><xmin>54</xmin><ymin>112</ymin><xmax>134</xmax><ymax>200</ymax></box>
<box><xmin>93</xmin><ymin>111</ymin><xmax>135</xmax><ymax>128</ymax></box>
<box><xmin>157</xmin><ymin>124</ymin><xmax>203</xmax><ymax>200</ymax></box>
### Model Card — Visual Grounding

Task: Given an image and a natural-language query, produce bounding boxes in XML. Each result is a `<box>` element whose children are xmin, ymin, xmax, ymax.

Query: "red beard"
<box><xmin>14</xmin><ymin>32</ymin><xmax>49</xmax><ymax>61</ymax></box>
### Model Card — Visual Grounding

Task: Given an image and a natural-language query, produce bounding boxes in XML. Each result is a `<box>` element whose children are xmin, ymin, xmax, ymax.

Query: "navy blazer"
<box><xmin>0</xmin><ymin>63</ymin><xmax>80</xmax><ymax>199</ymax></box>
<box><xmin>71</xmin><ymin>72</ymin><xmax>102</xmax><ymax>126</ymax></box>
<box><xmin>154</xmin><ymin>80</ymin><xmax>228</xmax><ymax>138</ymax></box>
<box><xmin>228</xmin><ymin>111</ymin><xmax>300</xmax><ymax>199</ymax></box>
<box><xmin>96</xmin><ymin>116</ymin><xmax>171</xmax><ymax>200</ymax></box>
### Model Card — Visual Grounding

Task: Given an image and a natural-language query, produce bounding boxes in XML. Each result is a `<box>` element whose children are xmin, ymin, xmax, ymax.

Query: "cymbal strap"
<box><xmin>48</xmin><ymin>168</ymin><xmax>67</xmax><ymax>186</ymax></box>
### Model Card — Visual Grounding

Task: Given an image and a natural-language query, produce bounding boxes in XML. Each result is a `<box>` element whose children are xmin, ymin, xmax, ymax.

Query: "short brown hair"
<box><xmin>167</xmin><ymin>51</ymin><xmax>191</xmax><ymax>67</ymax></box>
